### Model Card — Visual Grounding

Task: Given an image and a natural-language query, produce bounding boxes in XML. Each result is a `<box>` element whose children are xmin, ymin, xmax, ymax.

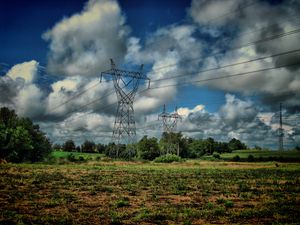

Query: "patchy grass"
<box><xmin>50</xmin><ymin>151</ymin><xmax>104</xmax><ymax>163</ymax></box>
<box><xmin>202</xmin><ymin>150</ymin><xmax>300</xmax><ymax>162</ymax></box>
<box><xmin>0</xmin><ymin>161</ymin><xmax>300</xmax><ymax>224</ymax></box>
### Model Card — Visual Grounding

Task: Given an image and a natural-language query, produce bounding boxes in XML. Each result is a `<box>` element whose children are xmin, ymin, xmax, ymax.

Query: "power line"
<box><xmin>144</xmin><ymin>61</ymin><xmax>300</xmax><ymax>91</ymax></box>
<box><xmin>48</xmin><ymin>80</ymin><xmax>102</xmax><ymax>113</ymax></box>
<box><xmin>151</xmin><ymin>48</ymin><xmax>300</xmax><ymax>82</ymax></box>
<box><xmin>31</xmin><ymin>21</ymin><xmax>300</xmax><ymax>116</ymax></box>
<box><xmin>60</xmin><ymin>60</ymin><xmax>299</xmax><ymax>132</ymax></box>
<box><xmin>151</xmin><ymin>26</ymin><xmax>300</xmax><ymax>72</ymax></box>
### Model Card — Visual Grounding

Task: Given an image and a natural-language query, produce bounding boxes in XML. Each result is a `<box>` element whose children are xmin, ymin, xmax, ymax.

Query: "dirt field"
<box><xmin>1</xmin><ymin>161</ymin><xmax>300</xmax><ymax>224</ymax></box>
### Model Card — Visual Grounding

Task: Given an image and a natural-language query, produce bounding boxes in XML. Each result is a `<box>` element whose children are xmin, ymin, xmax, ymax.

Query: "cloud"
<box><xmin>43</xmin><ymin>0</ymin><xmax>128</xmax><ymax>77</ymax></box>
<box><xmin>188</xmin><ymin>0</ymin><xmax>300</xmax><ymax>112</ymax></box>
<box><xmin>176</xmin><ymin>94</ymin><xmax>292</xmax><ymax>148</ymax></box>
<box><xmin>0</xmin><ymin>61</ymin><xmax>45</xmax><ymax>119</ymax></box>
<box><xmin>15</xmin><ymin>84</ymin><xmax>45</xmax><ymax>118</ymax></box>
<box><xmin>189</xmin><ymin>0</ymin><xmax>242</xmax><ymax>26</ymax></box>
<box><xmin>1</xmin><ymin>0</ymin><xmax>299</xmax><ymax>148</ymax></box>
<box><xmin>0</xmin><ymin>76</ymin><xmax>20</xmax><ymax>105</ymax></box>
<box><xmin>42</xmin><ymin>112</ymin><xmax>115</xmax><ymax>144</ymax></box>
<box><xmin>7</xmin><ymin>60</ymin><xmax>39</xmax><ymax>83</ymax></box>
<box><xmin>45</xmin><ymin>76</ymin><xmax>115</xmax><ymax>118</ymax></box>
<box><xmin>177</xmin><ymin>105</ymin><xmax>205</xmax><ymax>117</ymax></box>
<box><xmin>127</xmin><ymin>24</ymin><xmax>204</xmax><ymax>115</ymax></box>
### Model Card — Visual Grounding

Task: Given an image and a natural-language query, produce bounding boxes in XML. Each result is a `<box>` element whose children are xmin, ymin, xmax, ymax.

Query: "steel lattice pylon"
<box><xmin>101</xmin><ymin>59</ymin><xmax>150</xmax><ymax>157</ymax></box>
<box><xmin>158</xmin><ymin>105</ymin><xmax>182</xmax><ymax>154</ymax></box>
<box><xmin>278</xmin><ymin>103</ymin><xmax>284</xmax><ymax>151</ymax></box>
<box><xmin>158</xmin><ymin>104</ymin><xmax>182</xmax><ymax>133</ymax></box>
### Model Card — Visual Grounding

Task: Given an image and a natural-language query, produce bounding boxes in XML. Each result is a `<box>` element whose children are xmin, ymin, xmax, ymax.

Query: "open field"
<box><xmin>202</xmin><ymin>150</ymin><xmax>300</xmax><ymax>162</ymax></box>
<box><xmin>51</xmin><ymin>151</ymin><xmax>104</xmax><ymax>162</ymax></box>
<box><xmin>1</xmin><ymin>161</ymin><xmax>300</xmax><ymax>225</ymax></box>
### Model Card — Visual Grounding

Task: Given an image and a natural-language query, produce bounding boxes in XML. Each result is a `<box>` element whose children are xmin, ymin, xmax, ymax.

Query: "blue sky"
<box><xmin>0</xmin><ymin>0</ymin><xmax>299</xmax><ymax>148</ymax></box>
<box><xmin>0</xmin><ymin>0</ymin><xmax>190</xmax><ymax>64</ymax></box>
<box><xmin>0</xmin><ymin>0</ymin><xmax>224</xmax><ymax>112</ymax></box>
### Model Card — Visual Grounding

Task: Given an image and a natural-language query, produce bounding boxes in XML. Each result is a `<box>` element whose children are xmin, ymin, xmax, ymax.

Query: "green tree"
<box><xmin>159</xmin><ymin>132</ymin><xmax>188</xmax><ymax>157</ymax></box>
<box><xmin>137</xmin><ymin>136</ymin><xmax>160</xmax><ymax>160</ymax></box>
<box><xmin>104</xmin><ymin>142</ymin><xmax>116</xmax><ymax>157</ymax></box>
<box><xmin>81</xmin><ymin>140</ymin><xmax>96</xmax><ymax>153</ymax></box>
<box><xmin>120</xmin><ymin>143</ymin><xmax>137</xmax><ymax>159</ymax></box>
<box><xmin>6</xmin><ymin>126</ymin><xmax>33</xmax><ymax>162</ymax></box>
<box><xmin>214</xmin><ymin>142</ymin><xmax>229</xmax><ymax>153</ymax></box>
<box><xmin>228</xmin><ymin>138</ymin><xmax>247</xmax><ymax>151</ymax></box>
<box><xmin>96</xmin><ymin>143</ymin><xmax>105</xmax><ymax>153</ymax></box>
<box><xmin>52</xmin><ymin>143</ymin><xmax>62</xmax><ymax>150</ymax></box>
<box><xmin>18</xmin><ymin>118</ymin><xmax>51</xmax><ymax>162</ymax></box>
<box><xmin>0</xmin><ymin>107</ymin><xmax>51</xmax><ymax>162</ymax></box>
<box><xmin>187</xmin><ymin>139</ymin><xmax>206</xmax><ymax>158</ymax></box>
<box><xmin>62</xmin><ymin>140</ymin><xmax>76</xmax><ymax>152</ymax></box>
<box><xmin>205</xmin><ymin>137</ymin><xmax>215</xmax><ymax>155</ymax></box>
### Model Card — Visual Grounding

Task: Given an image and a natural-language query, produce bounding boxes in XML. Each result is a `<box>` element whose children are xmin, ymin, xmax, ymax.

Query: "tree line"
<box><xmin>0</xmin><ymin>106</ymin><xmax>249</xmax><ymax>163</ymax></box>
<box><xmin>55</xmin><ymin>132</ymin><xmax>248</xmax><ymax>160</ymax></box>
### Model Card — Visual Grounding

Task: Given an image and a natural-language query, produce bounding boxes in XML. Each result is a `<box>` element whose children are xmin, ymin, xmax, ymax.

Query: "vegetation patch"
<box><xmin>1</xmin><ymin>161</ymin><xmax>299</xmax><ymax>224</ymax></box>
<box><xmin>154</xmin><ymin>154</ymin><xmax>182</xmax><ymax>163</ymax></box>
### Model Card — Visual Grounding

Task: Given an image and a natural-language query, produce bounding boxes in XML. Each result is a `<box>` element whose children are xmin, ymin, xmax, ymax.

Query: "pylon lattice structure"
<box><xmin>158</xmin><ymin>105</ymin><xmax>182</xmax><ymax>133</ymax></box>
<box><xmin>158</xmin><ymin>105</ymin><xmax>182</xmax><ymax>154</ymax></box>
<box><xmin>101</xmin><ymin>59</ymin><xmax>150</xmax><ymax>157</ymax></box>
<box><xmin>278</xmin><ymin>103</ymin><xmax>284</xmax><ymax>151</ymax></box>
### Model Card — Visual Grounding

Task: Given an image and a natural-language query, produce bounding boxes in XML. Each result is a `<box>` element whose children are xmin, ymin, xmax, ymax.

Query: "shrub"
<box><xmin>225</xmin><ymin>200</ymin><xmax>234</xmax><ymax>208</ymax></box>
<box><xmin>247</xmin><ymin>154</ymin><xmax>255</xmax><ymax>162</ymax></box>
<box><xmin>214</xmin><ymin>206</ymin><xmax>225</xmax><ymax>216</ymax></box>
<box><xmin>78</xmin><ymin>156</ymin><xmax>85</xmax><ymax>162</ymax></box>
<box><xmin>213</xmin><ymin>153</ymin><xmax>221</xmax><ymax>159</ymax></box>
<box><xmin>232</xmin><ymin>155</ymin><xmax>240</xmax><ymax>162</ymax></box>
<box><xmin>216</xmin><ymin>198</ymin><xmax>225</xmax><ymax>204</ymax></box>
<box><xmin>67</xmin><ymin>153</ymin><xmax>76</xmax><ymax>162</ymax></box>
<box><xmin>207</xmin><ymin>202</ymin><xmax>214</xmax><ymax>209</ymax></box>
<box><xmin>153</xmin><ymin>154</ymin><xmax>182</xmax><ymax>163</ymax></box>
<box><xmin>116</xmin><ymin>198</ymin><xmax>130</xmax><ymax>207</ymax></box>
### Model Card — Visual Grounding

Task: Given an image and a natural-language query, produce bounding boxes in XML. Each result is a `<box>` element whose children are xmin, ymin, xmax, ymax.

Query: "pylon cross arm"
<box><xmin>101</xmin><ymin>69</ymin><xmax>149</xmax><ymax>80</ymax></box>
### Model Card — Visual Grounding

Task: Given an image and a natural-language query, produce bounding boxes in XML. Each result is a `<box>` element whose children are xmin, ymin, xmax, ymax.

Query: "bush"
<box><xmin>116</xmin><ymin>197</ymin><xmax>130</xmax><ymax>207</ymax></box>
<box><xmin>213</xmin><ymin>153</ymin><xmax>221</xmax><ymax>159</ymax></box>
<box><xmin>154</xmin><ymin>154</ymin><xmax>182</xmax><ymax>163</ymax></box>
<box><xmin>225</xmin><ymin>200</ymin><xmax>234</xmax><ymax>208</ymax></box>
<box><xmin>232</xmin><ymin>155</ymin><xmax>240</xmax><ymax>162</ymax></box>
<box><xmin>67</xmin><ymin>153</ymin><xmax>76</xmax><ymax>162</ymax></box>
<box><xmin>78</xmin><ymin>156</ymin><xmax>85</xmax><ymax>162</ymax></box>
<box><xmin>247</xmin><ymin>154</ymin><xmax>255</xmax><ymax>162</ymax></box>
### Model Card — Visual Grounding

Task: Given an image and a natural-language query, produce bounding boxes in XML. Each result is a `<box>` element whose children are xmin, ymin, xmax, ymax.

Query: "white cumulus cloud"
<box><xmin>43</xmin><ymin>0</ymin><xmax>129</xmax><ymax>77</ymax></box>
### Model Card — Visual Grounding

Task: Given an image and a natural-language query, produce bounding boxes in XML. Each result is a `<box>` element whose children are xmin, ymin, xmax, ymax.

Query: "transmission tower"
<box><xmin>278</xmin><ymin>102</ymin><xmax>284</xmax><ymax>151</ymax></box>
<box><xmin>158</xmin><ymin>105</ymin><xmax>182</xmax><ymax>133</ymax></box>
<box><xmin>101</xmin><ymin>59</ymin><xmax>150</xmax><ymax>157</ymax></box>
<box><xmin>158</xmin><ymin>105</ymin><xmax>182</xmax><ymax>154</ymax></box>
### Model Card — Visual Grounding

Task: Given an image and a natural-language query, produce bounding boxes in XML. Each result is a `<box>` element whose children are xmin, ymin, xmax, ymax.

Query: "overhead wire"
<box><xmin>41</xmin><ymin>8</ymin><xmax>300</xmax><ymax>115</ymax></box>
<box><xmin>151</xmin><ymin>26</ymin><xmax>300</xmax><ymax>73</ymax></box>
<box><xmin>143</xmin><ymin>61</ymin><xmax>300</xmax><ymax>91</ymax></box>
<box><xmin>151</xmin><ymin>48</ymin><xmax>300</xmax><ymax>83</ymax></box>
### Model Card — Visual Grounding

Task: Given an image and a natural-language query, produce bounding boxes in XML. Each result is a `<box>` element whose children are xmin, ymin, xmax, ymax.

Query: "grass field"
<box><xmin>51</xmin><ymin>151</ymin><xmax>104</xmax><ymax>161</ymax></box>
<box><xmin>202</xmin><ymin>150</ymin><xmax>300</xmax><ymax>161</ymax></box>
<box><xmin>1</xmin><ymin>160</ymin><xmax>300</xmax><ymax>224</ymax></box>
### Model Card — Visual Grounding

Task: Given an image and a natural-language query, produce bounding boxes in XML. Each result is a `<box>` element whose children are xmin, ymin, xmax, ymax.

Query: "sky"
<box><xmin>0</xmin><ymin>0</ymin><xmax>299</xmax><ymax>149</ymax></box>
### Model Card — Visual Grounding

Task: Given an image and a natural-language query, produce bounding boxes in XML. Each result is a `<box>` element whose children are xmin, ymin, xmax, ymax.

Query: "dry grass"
<box><xmin>1</xmin><ymin>161</ymin><xmax>300</xmax><ymax>224</ymax></box>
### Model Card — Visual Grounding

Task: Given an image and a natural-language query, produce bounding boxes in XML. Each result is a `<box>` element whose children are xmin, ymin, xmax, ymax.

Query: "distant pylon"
<box><xmin>158</xmin><ymin>105</ymin><xmax>182</xmax><ymax>133</ymax></box>
<box><xmin>278</xmin><ymin>102</ymin><xmax>284</xmax><ymax>151</ymax></box>
<box><xmin>158</xmin><ymin>105</ymin><xmax>182</xmax><ymax>154</ymax></box>
<box><xmin>101</xmin><ymin>59</ymin><xmax>150</xmax><ymax>157</ymax></box>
